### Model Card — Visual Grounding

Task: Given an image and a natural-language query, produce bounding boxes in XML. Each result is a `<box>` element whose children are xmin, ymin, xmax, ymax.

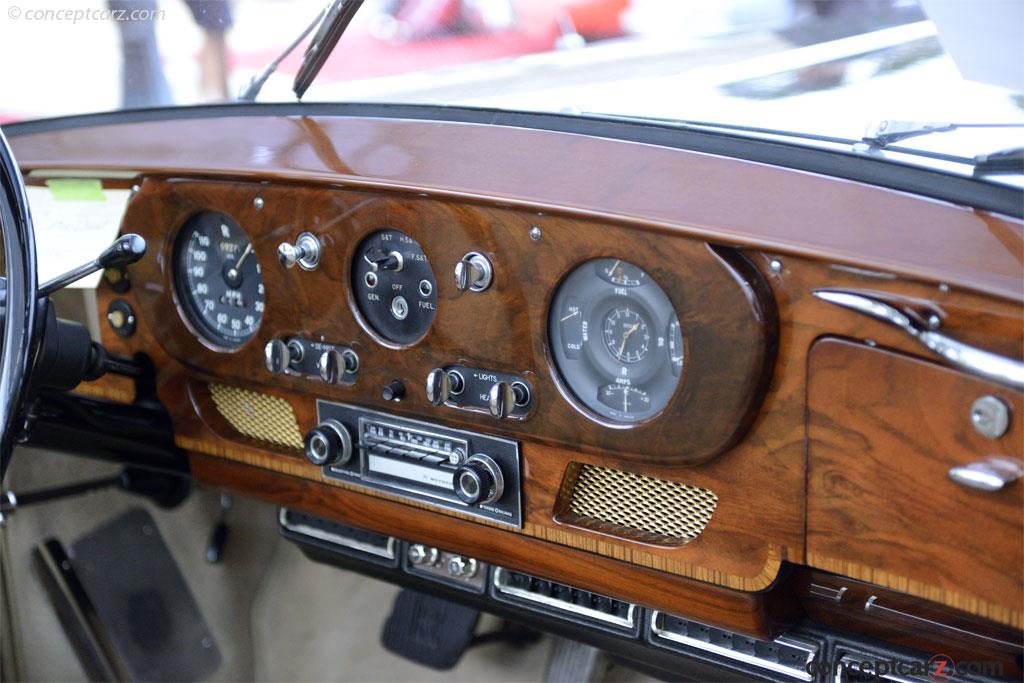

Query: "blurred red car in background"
<box><xmin>236</xmin><ymin>0</ymin><xmax>630</xmax><ymax>86</ymax></box>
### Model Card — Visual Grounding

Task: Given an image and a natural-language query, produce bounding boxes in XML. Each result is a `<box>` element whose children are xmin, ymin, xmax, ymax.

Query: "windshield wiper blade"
<box><xmin>973</xmin><ymin>146</ymin><xmax>1024</xmax><ymax>177</ymax></box>
<box><xmin>293</xmin><ymin>0</ymin><xmax>364</xmax><ymax>100</ymax></box>
<box><xmin>863</xmin><ymin>120</ymin><xmax>1024</xmax><ymax>148</ymax></box>
<box><xmin>238</xmin><ymin>6</ymin><xmax>327</xmax><ymax>102</ymax></box>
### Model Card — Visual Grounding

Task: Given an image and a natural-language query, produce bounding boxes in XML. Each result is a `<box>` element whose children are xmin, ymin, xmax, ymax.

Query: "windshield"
<box><xmin>2</xmin><ymin>0</ymin><xmax>1022</xmax><ymax>168</ymax></box>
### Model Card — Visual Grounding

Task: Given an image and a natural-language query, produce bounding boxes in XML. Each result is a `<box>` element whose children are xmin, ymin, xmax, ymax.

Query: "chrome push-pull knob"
<box><xmin>318</xmin><ymin>348</ymin><xmax>359</xmax><ymax>384</ymax></box>
<box><xmin>454</xmin><ymin>252</ymin><xmax>493</xmax><ymax>292</ymax></box>
<box><xmin>277</xmin><ymin>232</ymin><xmax>321</xmax><ymax>270</ymax></box>
<box><xmin>425</xmin><ymin>368</ymin><xmax>451</xmax><ymax>406</ymax></box>
<box><xmin>264</xmin><ymin>340</ymin><xmax>291</xmax><ymax>374</ymax></box>
<box><xmin>488</xmin><ymin>381</ymin><xmax>530</xmax><ymax>418</ymax></box>
<box><xmin>948</xmin><ymin>456</ymin><xmax>1023</xmax><ymax>492</ymax></box>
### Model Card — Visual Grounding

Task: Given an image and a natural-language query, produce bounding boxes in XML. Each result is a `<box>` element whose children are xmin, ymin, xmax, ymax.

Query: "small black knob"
<box><xmin>382</xmin><ymin>380</ymin><xmax>405</xmax><ymax>402</ymax></box>
<box><xmin>304</xmin><ymin>420</ymin><xmax>352</xmax><ymax>466</ymax></box>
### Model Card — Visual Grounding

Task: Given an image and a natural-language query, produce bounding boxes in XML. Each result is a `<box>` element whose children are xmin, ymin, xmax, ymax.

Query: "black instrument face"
<box><xmin>549</xmin><ymin>258</ymin><xmax>683</xmax><ymax>424</ymax></box>
<box><xmin>173</xmin><ymin>212</ymin><xmax>264</xmax><ymax>349</ymax></box>
<box><xmin>352</xmin><ymin>229</ymin><xmax>437</xmax><ymax>345</ymax></box>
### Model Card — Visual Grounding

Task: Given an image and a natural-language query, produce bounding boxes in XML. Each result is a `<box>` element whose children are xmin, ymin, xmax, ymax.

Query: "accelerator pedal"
<box><xmin>381</xmin><ymin>589</ymin><xmax>480</xmax><ymax>670</ymax></box>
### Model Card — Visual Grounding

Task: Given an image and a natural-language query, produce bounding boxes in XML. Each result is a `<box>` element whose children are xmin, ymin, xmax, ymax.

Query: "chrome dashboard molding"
<box><xmin>277</xmin><ymin>508</ymin><xmax>398</xmax><ymax>560</ymax></box>
<box><xmin>492</xmin><ymin>567</ymin><xmax>638</xmax><ymax>630</ymax></box>
<box><xmin>813</xmin><ymin>289</ymin><xmax>1024</xmax><ymax>390</ymax></box>
<box><xmin>649</xmin><ymin>611</ymin><xmax>817</xmax><ymax>681</ymax></box>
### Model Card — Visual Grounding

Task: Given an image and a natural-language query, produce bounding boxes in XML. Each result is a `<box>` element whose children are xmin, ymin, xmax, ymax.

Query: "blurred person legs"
<box><xmin>109</xmin><ymin>0</ymin><xmax>173</xmax><ymax>108</ymax></box>
<box><xmin>184</xmin><ymin>0</ymin><xmax>234</xmax><ymax>101</ymax></box>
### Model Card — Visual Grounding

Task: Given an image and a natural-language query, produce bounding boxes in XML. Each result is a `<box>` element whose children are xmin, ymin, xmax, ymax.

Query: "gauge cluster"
<box><xmin>549</xmin><ymin>259</ymin><xmax>683</xmax><ymax>424</ymax></box>
<box><xmin>157</xmin><ymin>184</ymin><xmax>769</xmax><ymax>466</ymax></box>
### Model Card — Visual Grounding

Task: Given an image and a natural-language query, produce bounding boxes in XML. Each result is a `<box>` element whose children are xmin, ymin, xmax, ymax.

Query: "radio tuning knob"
<box><xmin>425</xmin><ymin>368</ymin><xmax>451</xmax><ymax>406</ymax></box>
<box><xmin>264</xmin><ymin>339</ymin><xmax>291</xmax><ymax>374</ymax></box>
<box><xmin>454</xmin><ymin>455</ymin><xmax>504</xmax><ymax>505</ymax></box>
<box><xmin>454</xmin><ymin>252</ymin><xmax>493</xmax><ymax>292</ymax></box>
<box><xmin>304</xmin><ymin>419</ymin><xmax>353</xmax><ymax>467</ymax></box>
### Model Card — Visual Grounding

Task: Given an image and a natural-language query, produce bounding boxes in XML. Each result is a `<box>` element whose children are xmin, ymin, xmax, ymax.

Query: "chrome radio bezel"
<box><xmin>315</xmin><ymin>400</ymin><xmax>523</xmax><ymax>528</ymax></box>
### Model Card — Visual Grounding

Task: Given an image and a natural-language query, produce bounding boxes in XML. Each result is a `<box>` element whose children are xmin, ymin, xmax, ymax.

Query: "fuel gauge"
<box><xmin>668</xmin><ymin>319</ymin><xmax>684</xmax><ymax>376</ymax></box>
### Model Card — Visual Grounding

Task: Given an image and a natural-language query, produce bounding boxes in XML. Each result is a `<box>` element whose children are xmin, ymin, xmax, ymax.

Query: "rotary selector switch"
<box><xmin>352</xmin><ymin>229</ymin><xmax>436</xmax><ymax>344</ymax></box>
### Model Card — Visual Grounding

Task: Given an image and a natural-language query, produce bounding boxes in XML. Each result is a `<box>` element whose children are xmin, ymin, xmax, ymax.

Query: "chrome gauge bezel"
<box><xmin>547</xmin><ymin>258</ymin><xmax>684</xmax><ymax>426</ymax></box>
<box><xmin>171</xmin><ymin>211</ymin><xmax>265</xmax><ymax>351</ymax></box>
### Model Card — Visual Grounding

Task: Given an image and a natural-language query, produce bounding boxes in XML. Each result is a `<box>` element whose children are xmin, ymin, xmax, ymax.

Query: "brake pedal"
<box><xmin>381</xmin><ymin>589</ymin><xmax>480</xmax><ymax>670</ymax></box>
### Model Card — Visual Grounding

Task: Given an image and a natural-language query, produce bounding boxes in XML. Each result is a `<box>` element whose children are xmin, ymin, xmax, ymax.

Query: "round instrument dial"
<box><xmin>549</xmin><ymin>258</ymin><xmax>683</xmax><ymax>424</ymax></box>
<box><xmin>602</xmin><ymin>306</ymin><xmax>650</xmax><ymax>364</ymax></box>
<box><xmin>174</xmin><ymin>212</ymin><xmax>264</xmax><ymax>349</ymax></box>
<box><xmin>351</xmin><ymin>229</ymin><xmax>436</xmax><ymax>345</ymax></box>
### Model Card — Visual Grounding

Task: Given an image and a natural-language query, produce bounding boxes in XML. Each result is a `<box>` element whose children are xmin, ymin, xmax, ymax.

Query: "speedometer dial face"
<box><xmin>549</xmin><ymin>258</ymin><xmax>683</xmax><ymax>424</ymax></box>
<box><xmin>174</xmin><ymin>212</ymin><xmax>264</xmax><ymax>349</ymax></box>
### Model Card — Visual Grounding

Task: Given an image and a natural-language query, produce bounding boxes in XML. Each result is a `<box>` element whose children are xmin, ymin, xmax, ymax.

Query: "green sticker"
<box><xmin>45</xmin><ymin>178</ymin><xmax>106</xmax><ymax>202</ymax></box>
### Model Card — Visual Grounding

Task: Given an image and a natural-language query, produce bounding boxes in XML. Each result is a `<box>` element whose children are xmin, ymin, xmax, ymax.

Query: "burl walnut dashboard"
<box><xmin>10</xmin><ymin>113</ymin><xmax>1023</xmax><ymax>653</ymax></box>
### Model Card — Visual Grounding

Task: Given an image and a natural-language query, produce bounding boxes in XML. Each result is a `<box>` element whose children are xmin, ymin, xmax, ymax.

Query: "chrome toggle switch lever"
<box><xmin>277</xmin><ymin>232</ymin><xmax>321</xmax><ymax>270</ymax></box>
<box><xmin>364</xmin><ymin>247</ymin><xmax>403</xmax><ymax>272</ymax></box>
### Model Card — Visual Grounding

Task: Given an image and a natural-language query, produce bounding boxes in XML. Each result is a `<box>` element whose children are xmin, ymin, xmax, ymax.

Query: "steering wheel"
<box><xmin>0</xmin><ymin>128</ymin><xmax>39</xmax><ymax>482</ymax></box>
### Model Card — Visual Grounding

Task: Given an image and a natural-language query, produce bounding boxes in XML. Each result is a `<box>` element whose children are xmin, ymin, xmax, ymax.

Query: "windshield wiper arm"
<box><xmin>863</xmin><ymin>120</ymin><xmax>1024</xmax><ymax>148</ymax></box>
<box><xmin>293</xmin><ymin>0</ymin><xmax>364</xmax><ymax>100</ymax></box>
<box><xmin>973</xmin><ymin>146</ymin><xmax>1024</xmax><ymax>177</ymax></box>
<box><xmin>238</xmin><ymin>6</ymin><xmax>327</xmax><ymax>102</ymax></box>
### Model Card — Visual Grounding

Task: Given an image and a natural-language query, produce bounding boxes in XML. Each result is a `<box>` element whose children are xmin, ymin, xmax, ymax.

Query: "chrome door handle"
<box><xmin>813</xmin><ymin>290</ymin><xmax>1024</xmax><ymax>390</ymax></box>
<box><xmin>948</xmin><ymin>456</ymin><xmax>1023</xmax><ymax>492</ymax></box>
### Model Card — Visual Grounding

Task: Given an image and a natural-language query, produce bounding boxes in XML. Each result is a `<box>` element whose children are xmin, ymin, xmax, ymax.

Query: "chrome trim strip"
<box><xmin>492</xmin><ymin>567</ymin><xmax>637</xmax><ymax>629</ymax></box>
<box><xmin>813</xmin><ymin>289</ymin><xmax>1024</xmax><ymax>390</ymax></box>
<box><xmin>278</xmin><ymin>508</ymin><xmax>397</xmax><ymax>560</ymax></box>
<box><xmin>650</xmin><ymin>611</ymin><xmax>816</xmax><ymax>681</ymax></box>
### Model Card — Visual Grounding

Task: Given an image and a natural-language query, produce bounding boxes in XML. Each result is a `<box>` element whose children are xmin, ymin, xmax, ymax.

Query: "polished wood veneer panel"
<box><xmin>120</xmin><ymin>179</ymin><xmax>773</xmax><ymax>464</ymax></box>
<box><xmin>807</xmin><ymin>338</ymin><xmax>1024</xmax><ymax>628</ymax></box>
<box><xmin>189</xmin><ymin>452</ymin><xmax>798</xmax><ymax>639</ymax></box>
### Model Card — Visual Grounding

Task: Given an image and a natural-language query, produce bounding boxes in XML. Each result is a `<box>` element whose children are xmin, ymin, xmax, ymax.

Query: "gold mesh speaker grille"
<box><xmin>208</xmin><ymin>383</ymin><xmax>303</xmax><ymax>451</ymax></box>
<box><xmin>563</xmin><ymin>464</ymin><xmax>718</xmax><ymax>545</ymax></box>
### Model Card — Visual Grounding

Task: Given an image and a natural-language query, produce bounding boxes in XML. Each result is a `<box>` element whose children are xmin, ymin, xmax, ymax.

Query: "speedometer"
<box><xmin>549</xmin><ymin>258</ymin><xmax>682</xmax><ymax>424</ymax></box>
<box><xmin>174</xmin><ymin>212</ymin><xmax>265</xmax><ymax>349</ymax></box>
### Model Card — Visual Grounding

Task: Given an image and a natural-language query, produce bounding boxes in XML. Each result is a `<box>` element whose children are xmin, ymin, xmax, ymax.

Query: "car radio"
<box><xmin>304</xmin><ymin>401</ymin><xmax>522</xmax><ymax>528</ymax></box>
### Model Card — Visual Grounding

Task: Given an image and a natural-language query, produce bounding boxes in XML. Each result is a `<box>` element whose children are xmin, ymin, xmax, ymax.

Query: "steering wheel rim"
<box><xmin>0</xmin><ymin>128</ymin><xmax>38</xmax><ymax>482</ymax></box>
